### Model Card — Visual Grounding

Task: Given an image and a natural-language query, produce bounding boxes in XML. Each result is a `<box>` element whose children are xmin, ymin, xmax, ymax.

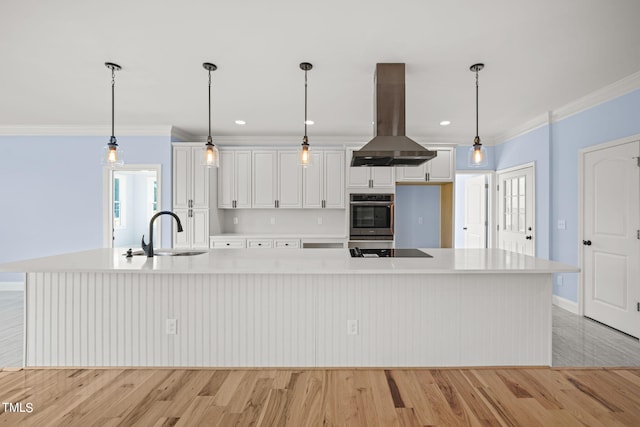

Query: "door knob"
<box><xmin>583</xmin><ymin>240</ymin><xmax>592</xmax><ymax>246</ymax></box>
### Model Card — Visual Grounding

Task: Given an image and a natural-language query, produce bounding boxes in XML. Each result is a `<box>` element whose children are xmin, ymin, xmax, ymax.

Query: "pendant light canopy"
<box><xmin>299</xmin><ymin>62</ymin><xmax>313</xmax><ymax>167</ymax></box>
<box><xmin>203</xmin><ymin>62</ymin><xmax>219</xmax><ymax>168</ymax></box>
<box><xmin>103</xmin><ymin>62</ymin><xmax>124</xmax><ymax>167</ymax></box>
<box><xmin>468</xmin><ymin>63</ymin><xmax>488</xmax><ymax>168</ymax></box>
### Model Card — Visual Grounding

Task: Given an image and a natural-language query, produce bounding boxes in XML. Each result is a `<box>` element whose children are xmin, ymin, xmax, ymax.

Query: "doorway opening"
<box><xmin>454</xmin><ymin>172</ymin><xmax>494</xmax><ymax>248</ymax></box>
<box><xmin>102</xmin><ymin>165</ymin><xmax>162</xmax><ymax>248</ymax></box>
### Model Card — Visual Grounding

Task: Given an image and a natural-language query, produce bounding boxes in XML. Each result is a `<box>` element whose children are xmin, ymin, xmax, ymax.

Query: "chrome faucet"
<box><xmin>141</xmin><ymin>211</ymin><xmax>184</xmax><ymax>257</ymax></box>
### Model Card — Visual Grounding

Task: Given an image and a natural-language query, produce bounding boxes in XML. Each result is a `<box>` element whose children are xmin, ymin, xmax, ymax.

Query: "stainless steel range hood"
<box><xmin>351</xmin><ymin>63</ymin><xmax>436</xmax><ymax>167</ymax></box>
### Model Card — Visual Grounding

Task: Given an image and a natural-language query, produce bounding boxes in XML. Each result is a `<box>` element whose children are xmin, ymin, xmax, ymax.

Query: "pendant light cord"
<box><xmin>475</xmin><ymin>68</ymin><xmax>479</xmax><ymax>140</ymax></box>
<box><xmin>208</xmin><ymin>69</ymin><xmax>212</xmax><ymax>141</ymax></box>
<box><xmin>304</xmin><ymin>68</ymin><xmax>308</xmax><ymax>139</ymax></box>
<box><xmin>111</xmin><ymin>68</ymin><xmax>116</xmax><ymax>142</ymax></box>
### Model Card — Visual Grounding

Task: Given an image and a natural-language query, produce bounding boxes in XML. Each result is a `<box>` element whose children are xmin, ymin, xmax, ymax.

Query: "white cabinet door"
<box><xmin>346</xmin><ymin>148</ymin><xmax>370</xmax><ymax>188</ymax></box>
<box><xmin>277</xmin><ymin>150</ymin><xmax>302</xmax><ymax>208</ymax></box>
<box><xmin>218</xmin><ymin>151</ymin><xmax>235</xmax><ymax>208</ymax></box>
<box><xmin>173</xmin><ymin>146</ymin><xmax>191</xmax><ymax>209</ymax></box>
<box><xmin>427</xmin><ymin>148</ymin><xmax>454</xmax><ymax>181</ymax></box>
<box><xmin>303</xmin><ymin>152</ymin><xmax>323</xmax><ymax>208</ymax></box>
<box><xmin>323</xmin><ymin>150</ymin><xmax>345</xmax><ymax>208</ymax></box>
<box><xmin>219</xmin><ymin>150</ymin><xmax>252</xmax><ymax>209</ymax></box>
<box><xmin>191</xmin><ymin>209</ymin><xmax>210</xmax><ymax>249</ymax></box>
<box><xmin>371</xmin><ymin>167</ymin><xmax>394</xmax><ymax>188</ymax></box>
<box><xmin>191</xmin><ymin>147</ymin><xmax>210</xmax><ymax>209</ymax></box>
<box><xmin>234</xmin><ymin>151</ymin><xmax>252</xmax><ymax>208</ymax></box>
<box><xmin>172</xmin><ymin>208</ymin><xmax>190</xmax><ymax>249</ymax></box>
<box><xmin>346</xmin><ymin>148</ymin><xmax>394</xmax><ymax>189</ymax></box>
<box><xmin>252</xmin><ymin>151</ymin><xmax>277</xmax><ymax>208</ymax></box>
<box><xmin>396</xmin><ymin>164</ymin><xmax>427</xmax><ymax>182</ymax></box>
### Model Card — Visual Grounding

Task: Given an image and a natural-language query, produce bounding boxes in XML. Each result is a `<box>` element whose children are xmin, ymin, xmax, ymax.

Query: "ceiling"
<box><xmin>2</xmin><ymin>0</ymin><xmax>640</xmax><ymax>144</ymax></box>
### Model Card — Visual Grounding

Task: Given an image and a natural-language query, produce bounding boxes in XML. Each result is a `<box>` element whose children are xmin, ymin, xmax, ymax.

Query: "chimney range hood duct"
<box><xmin>351</xmin><ymin>63</ymin><xmax>436</xmax><ymax>167</ymax></box>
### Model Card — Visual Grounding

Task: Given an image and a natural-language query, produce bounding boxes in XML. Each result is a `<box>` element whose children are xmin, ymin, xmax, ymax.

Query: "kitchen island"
<box><xmin>0</xmin><ymin>248</ymin><xmax>577</xmax><ymax>368</ymax></box>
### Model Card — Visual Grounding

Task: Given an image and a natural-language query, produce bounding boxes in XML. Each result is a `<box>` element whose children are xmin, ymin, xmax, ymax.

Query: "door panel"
<box><xmin>584</xmin><ymin>140</ymin><xmax>640</xmax><ymax>337</ymax></box>
<box><xmin>497</xmin><ymin>166</ymin><xmax>534</xmax><ymax>256</ymax></box>
<box><xmin>464</xmin><ymin>175</ymin><xmax>486</xmax><ymax>248</ymax></box>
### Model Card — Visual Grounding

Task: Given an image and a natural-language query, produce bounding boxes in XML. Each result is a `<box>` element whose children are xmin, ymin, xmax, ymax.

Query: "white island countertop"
<box><xmin>0</xmin><ymin>248</ymin><xmax>578</xmax><ymax>275</ymax></box>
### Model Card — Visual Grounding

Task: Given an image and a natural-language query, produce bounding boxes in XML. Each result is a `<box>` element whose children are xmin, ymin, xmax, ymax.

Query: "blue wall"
<box><xmin>549</xmin><ymin>89</ymin><xmax>640</xmax><ymax>301</ymax></box>
<box><xmin>0</xmin><ymin>135</ymin><xmax>173</xmax><ymax>281</ymax></box>
<box><xmin>495</xmin><ymin>125</ymin><xmax>551</xmax><ymax>259</ymax></box>
<box><xmin>395</xmin><ymin>185</ymin><xmax>441</xmax><ymax>248</ymax></box>
<box><xmin>488</xmin><ymin>88</ymin><xmax>640</xmax><ymax>303</ymax></box>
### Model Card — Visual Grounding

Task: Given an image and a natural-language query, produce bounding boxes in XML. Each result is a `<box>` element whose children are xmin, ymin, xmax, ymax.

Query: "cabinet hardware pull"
<box><xmin>583</xmin><ymin>239</ymin><xmax>592</xmax><ymax>246</ymax></box>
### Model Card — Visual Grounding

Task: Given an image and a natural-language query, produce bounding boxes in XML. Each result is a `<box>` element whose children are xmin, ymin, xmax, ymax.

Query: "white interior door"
<box><xmin>497</xmin><ymin>165</ymin><xmax>535</xmax><ymax>255</ymax></box>
<box><xmin>583</xmin><ymin>140</ymin><xmax>640</xmax><ymax>338</ymax></box>
<box><xmin>464</xmin><ymin>175</ymin><xmax>487</xmax><ymax>248</ymax></box>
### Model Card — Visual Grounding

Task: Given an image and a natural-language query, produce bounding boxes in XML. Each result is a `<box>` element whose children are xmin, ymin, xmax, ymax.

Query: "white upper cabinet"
<box><xmin>252</xmin><ymin>151</ymin><xmax>278</xmax><ymax>208</ymax></box>
<box><xmin>218</xmin><ymin>150</ymin><xmax>252</xmax><ymax>208</ymax></box>
<box><xmin>173</xmin><ymin>145</ymin><xmax>210</xmax><ymax>209</ymax></box>
<box><xmin>252</xmin><ymin>150</ymin><xmax>302</xmax><ymax>209</ymax></box>
<box><xmin>396</xmin><ymin>147</ymin><xmax>454</xmax><ymax>182</ymax></box>
<box><xmin>303</xmin><ymin>150</ymin><xmax>345</xmax><ymax>208</ymax></box>
<box><xmin>172</xmin><ymin>143</ymin><xmax>211</xmax><ymax>249</ymax></box>
<box><xmin>346</xmin><ymin>148</ymin><xmax>395</xmax><ymax>189</ymax></box>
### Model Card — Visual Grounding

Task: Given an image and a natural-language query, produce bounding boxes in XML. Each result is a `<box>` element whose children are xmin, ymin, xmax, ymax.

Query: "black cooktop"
<box><xmin>349</xmin><ymin>248</ymin><xmax>432</xmax><ymax>258</ymax></box>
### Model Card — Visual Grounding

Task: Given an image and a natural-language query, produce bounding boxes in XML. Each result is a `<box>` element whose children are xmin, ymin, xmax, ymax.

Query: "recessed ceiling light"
<box><xmin>235</xmin><ymin>120</ymin><xmax>246</xmax><ymax>125</ymax></box>
<box><xmin>440</xmin><ymin>120</ymin><xmax>451</xmax><ymax>126</ymax></box>
<box><xmin>304</xmin><ymin>120</ymin><xmax>314</xmax><ymax>125</ymax></box>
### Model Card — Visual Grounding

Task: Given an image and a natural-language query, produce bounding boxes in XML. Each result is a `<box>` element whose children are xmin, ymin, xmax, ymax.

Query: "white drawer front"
<box><xmin>247</xmin><ymin>239</ymin><xmax>273</xmax><ymax>248</ymax></box>
<box><xmin>211</xmin><ymin>239</ymin><xmax>246</xmax><ymax>249</ymax></box>
<box><xmin>274</xmin><ymin>239</ymin><xmax>300</xmax><ymax>248</ymax></box>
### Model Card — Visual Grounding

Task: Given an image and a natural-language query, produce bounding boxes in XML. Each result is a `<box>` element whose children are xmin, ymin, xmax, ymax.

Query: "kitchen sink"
<box><xmin>126</xmin><ymin>250</ymin><xmax>208</xmax><ymax>257</ymax></box>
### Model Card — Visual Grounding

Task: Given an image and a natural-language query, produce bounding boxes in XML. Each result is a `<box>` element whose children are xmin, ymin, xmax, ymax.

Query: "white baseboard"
<box><xmin>0</xmin><ymin>282</ymin><xmax>24</xmax><ymax>291</ymax></box>
<box><xmin>552</xmin><ymin>295</ymin><xmax>579</xmax><ymax>314</ymax></box>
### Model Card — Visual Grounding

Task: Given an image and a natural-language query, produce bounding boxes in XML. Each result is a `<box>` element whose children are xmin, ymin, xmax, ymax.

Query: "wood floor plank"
<box><xmin>1</xmin><ymin>367</ymin><xmax>640</xmax><ymax>426</ymax></box>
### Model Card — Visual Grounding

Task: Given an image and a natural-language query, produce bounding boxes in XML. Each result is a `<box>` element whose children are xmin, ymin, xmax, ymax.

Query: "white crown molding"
<box><xmin>492</xmin><ymin>70</ymin><xmax>640</xmax><ymax>145</ymax></box>
<box><xmin>170</xmin><ymin>126</ymin><xmax>197</xmax><ymax>142</ymax></box>
<box><xmin>492</xmin><ymin>113</ymin><xmax>550</xmax><ymax>145</ymax></box>
<box><xmin>551</xmin><ymin>70</ymin><xmax>640</xmax><ymax>122</ymax></box>
<box><xmin>0</xmin><ymin>125</ymin><xmax>175</xmax><ymax>137</ymax></box>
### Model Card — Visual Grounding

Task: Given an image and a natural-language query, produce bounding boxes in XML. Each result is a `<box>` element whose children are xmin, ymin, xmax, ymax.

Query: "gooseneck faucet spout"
<box><xmin>141</xmin><ymin>211</ymin><xmax>184</xmax><ymax>257</ymax></box>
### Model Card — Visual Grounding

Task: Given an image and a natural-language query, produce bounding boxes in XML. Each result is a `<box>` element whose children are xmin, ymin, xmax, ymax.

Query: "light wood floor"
<box><xmin>1</xmin><ymin>367</ymin><xmax>640</xmax><ymax>426</ymax></box>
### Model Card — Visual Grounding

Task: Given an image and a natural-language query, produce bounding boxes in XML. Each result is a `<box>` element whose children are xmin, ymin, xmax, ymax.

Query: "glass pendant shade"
<box><xmin>203</xmin><ymin>141</ymin><xmax>219</xmax><ymax>168</ymax></box>
<box><xmin>468</xmin><ymin>143</ymin><xmax>488</xmax><ymax>168</ymax></box>
<box><xmin>299</xmin><ymin>138</ymin><xmax>312</xmax><ymax>167</ymax></box>
<box><xmin>102</xmin><ymin>140</ymin><xmax>124</xmax><ymax>167</ymax></box>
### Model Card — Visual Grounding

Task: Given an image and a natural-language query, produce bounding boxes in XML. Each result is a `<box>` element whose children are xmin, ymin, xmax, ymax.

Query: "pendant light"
<box><xmin>468</xmin><ymin>63</ymin><xmax>488</xmax><ymax>168</ymax></box>
<box><xmin>203</xmin><ymin>62</ymin><xmax>219</xmax><ymax>168</ymax></box>
<box><xmin>299</xmin><ymin>62</ymin><xmax>313</xmax><ymax>167</ymax></box>
<box><xmin>102</xmin><ymin>62</ymin><xmax>124</xmax><ymax>166</ymax></box>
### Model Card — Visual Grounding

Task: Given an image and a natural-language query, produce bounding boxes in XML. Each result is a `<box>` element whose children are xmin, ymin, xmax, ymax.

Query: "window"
<box><xmin>113</xmin><ymin>176</ymin><xmax>126</xmax><ymax>229</ymax></box>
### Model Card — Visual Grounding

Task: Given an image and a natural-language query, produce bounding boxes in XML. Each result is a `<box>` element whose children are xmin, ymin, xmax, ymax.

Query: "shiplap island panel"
<box><xmin>0</xmin><ymin>248</ymin><xmax>578</xmax><ymax>368</ymax></box>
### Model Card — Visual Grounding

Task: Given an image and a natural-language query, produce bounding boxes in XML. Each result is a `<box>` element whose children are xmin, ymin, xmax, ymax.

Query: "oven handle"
<box><xmin>350</xmin><ymin>201</ymin><xmax>394</xmax><ymax>205</ymax></box>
